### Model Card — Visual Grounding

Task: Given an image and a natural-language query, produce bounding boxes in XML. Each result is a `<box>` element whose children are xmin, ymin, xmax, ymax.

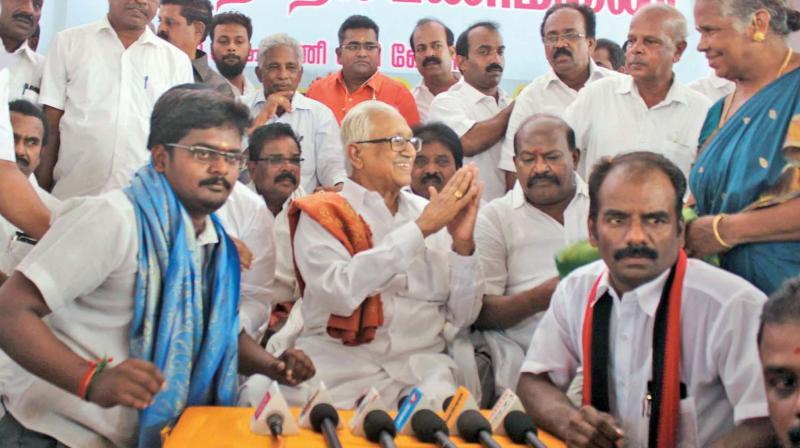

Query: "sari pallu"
<box><xmin>690</xmin><ymin>68</ymin><xmax>800</xmax><ymax>294</ymax></box>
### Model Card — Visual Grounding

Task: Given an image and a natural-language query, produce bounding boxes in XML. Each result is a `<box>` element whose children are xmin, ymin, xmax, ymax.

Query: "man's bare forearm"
<box><xmin>517</xmin><ymin>372</ymin><xmax>579</xmax><ymax>440</ymax></box>
<box><xmin>35</xmin><ymin>106</ymin><xmax>63</xmax><ymax>192</ymax></box>
<box><xmin>0</xmin><ymin>162</ymin><xmax>50</xmax><ymax>238</ymax></box>
<box><xmin>461</xmin><ymin>103</ymin><xmax>514</xmax><ymax>157</ymax></box>
<box><xmin>474</xmin><ymin>277</ymin><xmax>557</xmax><ymax>330</ymax></box>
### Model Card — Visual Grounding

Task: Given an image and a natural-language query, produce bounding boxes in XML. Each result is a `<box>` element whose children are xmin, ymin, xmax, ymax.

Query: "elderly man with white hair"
<box><xmin>247</xmin><ymin>33</ymin><xmax>346</xmax><ymax>193</ymax></box>
<box><xmin>274</xmin><ymin>100</ymin><xmax>484</xmax><ymax>410</ymax></box>
<box><xmin>563</xmin><ymin>4</ymin><xmax>711</xmax><ymax>180</ymax></box>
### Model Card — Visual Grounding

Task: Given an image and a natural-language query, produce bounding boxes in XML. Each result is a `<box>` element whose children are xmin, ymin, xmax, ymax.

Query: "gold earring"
<box><xmin>753</xmin><ymin>31</ymin><xmax>766</xmax><ymax>42</ymax></box>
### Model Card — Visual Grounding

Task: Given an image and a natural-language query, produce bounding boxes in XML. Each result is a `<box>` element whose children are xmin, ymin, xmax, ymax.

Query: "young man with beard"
<box><xmin>211</xmin><ymin>12</ymin><xmax>257</xmax><ymax>100</ymax></box>
<box><xmin>409</xmin><ymin>122</ymin><xmax>463</xmax><ymax>200</ymax></box>
<box><xmin>409</xmin><ymin>18</ymin><xmax>459</xmax><ymax>123</ymax></box>
<box><xmin>473</xmin><ymin>114</ymin><xmax>588</xmax><ymax>401</ymax></box>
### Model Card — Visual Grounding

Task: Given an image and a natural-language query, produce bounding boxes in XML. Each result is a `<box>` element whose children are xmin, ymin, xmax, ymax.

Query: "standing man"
<box><xmin>211</xmin><ymin>11</ymin><xmax>257</xmax><ymax>100</ymax></box>
<box><xmin>157</xmin><ymin>0</ymin><xmax>233</xmax><ymax>97</ymax></box>
<box><xmin>593</xmin><ymin>38</ymin><xmax>625</xmax><ymax>72</ymax></box>
<box><xmin>249</xmin><ymin>33</ymin><xmax>346</xmax><ymax>193</ymax></box>
<box><xmin>306</xmin><ymin>15</ymin><xmax>420</xmax><ymax>126</ymax></box>
<box><xmin>409</xmin><ymin>122</ymin><xmax>463</xmax><ymax>200</ymax></box>
<box><xmin>500</xmin><ymin>4</ymin><xmax>620</xmax><ymax>184</ymax></box>
<box><xmin>0</xmin><ymin>0</ymin><xmax>45</xmax><ymax>102</ymax></box>
<box><xmin>35</xmin><ymin>0</ymin><xmax>194</xmax><ymax>199</ymax></box>
<box><xmin>474</xmin><ymin>114</ymin><xmax>588</xmax><ymax>398</ymax></box>
<box><xmin>518</xmin><ymin>152</ymin><xmax>774</xmax><ymax>447</ymax></box>
<box><xmin>409</xmin><ymin>18</ymin><xmax>459</xmax><ymax>123</ymax></box>
<box><xmin>758</xmin><ymin>278</ymin><xmax>800</xmax><ymax>448</ymax></box>
<box><xmin>564</xmin><ymin>4</ymin><xmax>711</xmax><ymax>179</ymax></box>
<box><xmin>429</xmin><ymin>22</ymin><xmax>513</xmax><ymax>202</ymax></box>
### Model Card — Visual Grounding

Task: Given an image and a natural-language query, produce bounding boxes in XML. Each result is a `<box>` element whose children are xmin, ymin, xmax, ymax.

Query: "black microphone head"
<box><xmin>504</xmin><ymin>410</ymin><xmax>538</xmax><ymax>444</ymax></box>
<box><xmin>364</xmin><ymin>409</ymin><xmax>396</xmax><ymax>442</ymax></box>
<box><xmin>789</xmin><ymin>426</ymin><xmax>800</xmax><ymax>445</ymax></box>
<box><xmin>456</xmin><ymin>409</ymin><xmax>492</xmax><ymax>443</ymax></box>
<box><xmin>411</xmin><ymin>409</ymin><xmax>449</xmax><ymax>442</ymax></box>
<box><xmin>442</xmin><ymin>395</ymin><xmax>454</xmax><ymax>411</ymax></box>
<box><xmin>309</xmin><ymin>403</ymin><xmax>339</xmax><ymax>432</ymax></box>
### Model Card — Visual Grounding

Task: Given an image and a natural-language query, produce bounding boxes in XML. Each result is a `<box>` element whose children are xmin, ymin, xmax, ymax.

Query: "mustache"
<box><xmin>12</xmin><ymin>13</ymin><xmax>34</xmax><ymax>25</ymax></box>
<box><xmin>527</xmin><ymin>173</ymin><xmax>559</xmax><ymax>188</ymax></box>
<box><xmin>789</xmin><ymin>426</ymin><xmax>800</xmax><ymax>446</ymax></box>
<box><xmin>14</xmin><ymin>155</ymin><xmax>29</xmax><ymax>167</ymax></box>
<box><xmin>613</xmin><ymin>244</ymin><xmax>659</xmax><ymax>261</ymax></box>
<box><xmin>421</xmin><ymin>172</ymin><xmax>443</xmax><ymax>185</ymax></box>
<box><xmin>422</xmin><ymin>56</ymin><xmax>442</xmax><ymax>67</ymax></box>
<box><xmin>273</xmin><ymin>171</ymin><xmax>297</xmax><ymax>185</ymax></box>
<box><xmin>125</xmin><ymin>4</ymin><xmax>148</xmax><ymax>15</ymax></box>
<box><xmin>199</xmin><ymin>176</ymin><xmax>232</xmax><ymax>190</ymax></box>
<box><xmin>157</xmin><ymin>31</ymin><xmax>168</xmax><ymax>40</ymax></box>
<box><xmin>553</xmin><ymin>47</ymin><xmax>572</xmax><ymax>59</ymax></box>
<box><xmin>486</xmin><ymin>63</ymin><xmax>503</xmax><ymax>73</ymax></box>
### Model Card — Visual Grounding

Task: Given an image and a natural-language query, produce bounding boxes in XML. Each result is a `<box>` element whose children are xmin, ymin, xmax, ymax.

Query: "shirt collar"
<box><xmin>617</xmin><ymin>74</ymin><xmax>689</xmax><ymax>106</ymax></box>
<box><xmin>592</xmin><ymin>263</ymin><xmax>672</xmax><ymax>317</ymax></box>
<box><xmin>10</xmin><ymin>41</ymin><xmax>37</xmax><ymax>63</ymax></box>
<box><xmin>98</xmin><ymin>16</ymin><xmax>160</xmax><ymax>47</ymax></box>
<box><xmin>458</xmin><ymin>77</ymin><xmax>508</xmax><ymax>105</ymax></box>
<box><xmin>336</xmin><ymin>70</ymin><xmax>384</xmax><ymax>93</ymax></box>
<box><xmin>197</xmin><ymin>215</ymin><xmax>219</xmax><ymax>246</ymax></box>
<box><xmin>511</xmin><ymin>172</ymin><xmax>589</xmax><ymax>210</ymax></box>
<box><xmin>544</xmin><ymin>59</ymin><xmax>608</xmax><ymax>88</ymax></box>
<box><xmin>252</xmin><ymin>90</ymin><xmax>311</xmax><ymax>112</ymax></box>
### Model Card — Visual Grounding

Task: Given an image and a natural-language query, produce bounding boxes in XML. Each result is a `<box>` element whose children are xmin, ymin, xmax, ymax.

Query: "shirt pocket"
<box><xmin>677</xmin><ymin>396</ymin><xmax>700</xmax><ymax>448</ymax></box>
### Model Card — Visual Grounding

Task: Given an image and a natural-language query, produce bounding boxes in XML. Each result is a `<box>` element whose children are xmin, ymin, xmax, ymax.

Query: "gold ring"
<box><xmin>453</xmin><ymin>190</ymin><xmax>464</xmax><ymax>199</ymax></box>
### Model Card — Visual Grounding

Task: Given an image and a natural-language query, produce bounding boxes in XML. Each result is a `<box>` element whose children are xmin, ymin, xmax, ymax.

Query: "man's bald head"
<box><xmin>514</xmin><ymin>114</ymin><xmax>576</xmax><ymax>156</ymax></box>
<box><xmin>632</xmin><ymin>3</ymin><xmax>688</xmax><ymax>46</ymax></box>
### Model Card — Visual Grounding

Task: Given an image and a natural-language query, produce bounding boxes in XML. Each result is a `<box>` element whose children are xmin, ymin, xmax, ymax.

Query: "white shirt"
<box><xmin>289</xmin><ymin>179</ymin><xmax>483</xmax><ymax>408</ymax></box>
<box><xmin>249</xmin><ymin>92</ymin><xmax>347</xmax><ymax>193</ymax></box>
<box><xmin>500</xmin><ymin>62</ymin><xmax>621</xmax><ymax>172</ymax></box>
<box><xmin>429</xmin><ymin>79</ymin><xmax>510</xmax><ymax>201</ymax></box>
<box><xmin>522</xmin><ymin>259</ymin><xmax>769</xmax><ymax>447</ymax></box>
<box><xmin>271</xmin><ymin>186</ymin><xmax>306</xmax><ymax>303</ymax></box>
<box><xmin>6</xmin><ymin>41</ymin><xmax>44</xmax><ymax>102</ymax></box>
<box><xmin>413</xmin><ymin>81</ymin><xmax>435</xmax><ymax>124</ymax></box>
<box><xmin>687</xmin><ymin>72</ymin><xmax>735</xmax><ymax>103</ymax></box>
<box><xmin>227</xmin><ymin>75</ymin><xmax>258</xmax><ymax>103</ymax></box>
<box><xmin>0</xmin><ymin>68</ymin><xmax>12</xmax><ymax>161</ymax></box>
<box><xmin>216</xmin><ymin>182</ymin><xmax>276</xmax><ymax>338</ymax></box>
<box><xmin>2</xmin><ymin>190</ymin><xmax>218</xmax><ymax>448</ymax></box>
<box><xmin>40</xmin><ymin>17</ymin><xmax>193</xmax><ymax>199</ymax></box>
<box><xmin>475</xmin><ymin>177</ymin><xmax>589</xmax><ymax>390</ymax></box>
<box><xmin>564</xmin><ymin>75</ymin><xmax>712</xmax><ymax>180</ymax></box>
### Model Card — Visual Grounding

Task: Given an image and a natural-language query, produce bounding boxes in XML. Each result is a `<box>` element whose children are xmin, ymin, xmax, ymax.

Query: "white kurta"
<box><xmin>522</xmin><ymin>259</ymin><xmax>769</xmax><ymax>447</ymax></box>
<box><xmin>248</xmin><ymin>92</ymin><xmax>347</xmax><ymax>193</ymax></box>
<box><xmin>687</xmin><ymin>72</ymin><xmax>735</xmax><ymax>103</ymax></box>
<box><xmin>564</xmin><ymin>75</ymin><xmax>712</xmax><ymax>180</ymax></box>
<box><xmin>499</xmin><ymin>62</ymin><xmax>621</xmax><ymax>172</ymax></box>
<box><xmin>6</xmin><ymin>42</ymin><xmax>44</xmax><ymax>102</ymax></box>
<box><xmin>284</xmin><ymin>179</ymin><xmax>483</xmax><ymax>409</ymax></box>
<box><xmin>429</xmin><ymin>79</ymin><xmax>510</xmax><ymax>202</ymax></box>
<box><xmin>475</xmin><ymin>178</ymin><xmax>589</xmax><ymax>391</ymax></box>
<box><xmin>40</xmin><ymin>17</ymin><xmax>193</xmax><ymax>199</ymax></box>
<box><xmin>0</xmin><ymin>68</ymin><xmax>13</xmax><ymax>161</ymax></box>
<box><xmin>413</xmin><ymin>81</ymin><xmax>435</xmax><ymax>124</ymax></box>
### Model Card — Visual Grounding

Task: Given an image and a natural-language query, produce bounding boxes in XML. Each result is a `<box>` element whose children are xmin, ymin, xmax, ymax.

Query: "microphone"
<box><xmin>411</xmin><ymin>409</ymin><xmax>458</xmax><ymax>448</ymax></box>
<box><xmin>441</xmin><ymin>385</ymin><xmax>480</xmax><ymax>436</ymax></box>
<box><xmin>309</xmin><ymin>403</ymin><xmax>343</xmax><ymax>448</ymax></box>
<box><xmin>789</xmin><ymin>426</ymin><xmax>800</xmax><ymax>445</ymax></box>
<box><xmin>487</xmin><ymin>388</ymin><xmax>526</xmax><ymax>437</ymax></box>
<box><xmin>457</xmin><ymin>409</ymin><xmax>502</xmax><ymax>448</ymax></box>
<box><xmin>249</xmin><ymin>381</ymin><xmax>299</xmax><ymax>436</ymax></box>
<box><xmin>504</xmin><ymin>410</ymin><xmax>546</xmax><ymax>448</ymax></box>
<box><xmin>364</xmin><ymin>409</ymin><xmax>397</xmax><ymax>448</ymax></box>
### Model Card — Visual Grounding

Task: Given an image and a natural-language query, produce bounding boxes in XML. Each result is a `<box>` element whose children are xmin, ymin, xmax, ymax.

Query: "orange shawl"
<box><xmin>288</xmin><ymin>192</ymin><xmax>384</xmax><ymax>346</ymax></box>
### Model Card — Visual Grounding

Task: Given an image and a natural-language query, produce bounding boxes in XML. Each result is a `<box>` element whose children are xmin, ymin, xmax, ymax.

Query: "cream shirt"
<box><xmin>522</xmin><ymin>259</ymin><xmax>769</xmax><ymax>447</ymax></box>
<box><xmin>0</xmin><ymin>68</ymin><xmax>12</xmax><ymax>161</ymax></box>
<box><xmin>6</xmin><ymin>41</ymin><xmax>44</xmax><ymax>102</ymax></box>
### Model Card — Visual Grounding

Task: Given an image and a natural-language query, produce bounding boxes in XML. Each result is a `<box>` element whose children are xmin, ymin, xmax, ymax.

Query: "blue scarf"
<box><xmin>124</xmin><ymin>164</ymin><xmax>240</xmax><ymax>447</ymax></box>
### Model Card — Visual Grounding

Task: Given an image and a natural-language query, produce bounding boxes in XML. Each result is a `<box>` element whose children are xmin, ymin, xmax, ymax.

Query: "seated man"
<box><xmin>518</xmin><ymin>152</ymin><xmax>774</xmax><ymax>447</ymax></box>
<box><xmin>284</xmin><ymin>100</ymin><xmax>483</xmax><ymax>409</ymax></box>
<box><xmin>757</xmin><ymin>278</ymin><xmax>800</xmax><ymax>448</ymax></box>
<box><xmin>0</xmin><ymin>89</ymin><xmax>312</xmax><ymax>447</ymax></box>
<box><xmin>409</xmin><ymin>122</ymin><xmax>463</xmax><ymax>200</ymax></box>
<box><xmin>474</xmin><ymin>114</ymin><xmax>588</xmax><ymax>399</ymax></box>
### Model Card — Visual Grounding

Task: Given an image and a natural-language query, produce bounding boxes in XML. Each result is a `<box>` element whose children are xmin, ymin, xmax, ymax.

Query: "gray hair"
<box><xmin>257</xmin><ymin>33</ymin><xmax>304</xmax><ymax>67</ymax></box>
<box><xmin>635</xmin><ymin>4</ymin><xmax>688</xmax><ymax>44</ymax></box>
<box><xmin>715</xmin><ymin>0</ymin><xmax>800</xmax><ymax>35</ymax></box>
<box><xmin>340</xmin><ymin>101</ymin><xmax>403</xmax><ymax>175</ymax></box>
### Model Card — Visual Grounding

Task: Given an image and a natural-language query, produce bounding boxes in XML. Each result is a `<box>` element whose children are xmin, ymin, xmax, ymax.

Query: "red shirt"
<box><xmin>306</xmin><ymin>70</ymin><xmax>421</xmax><ymax>127</ymax></box>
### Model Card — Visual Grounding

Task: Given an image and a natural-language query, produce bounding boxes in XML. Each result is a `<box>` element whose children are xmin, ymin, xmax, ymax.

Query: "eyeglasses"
<box><xmin>543</xmin><ymin>32</ymin><xmax>586</xmax><ymax>45</ymax></box>
<box><xmin>251</xmin><ymin>155</ymin><xmax>305</xmax><ymax>166</ymax></box>
<box><xmin>354</xmin><ymin>135</ymin><xmax>423</xmax><ymax>153</ymax></box>
<box><xmin>165</xmin><ymin>143</ymin><xmax>247</xmax><ymax>168</ymax></box>
<box><xmin>342</xmin><ymin>42</ymin><xmax>380</xmax><ymax>52</ymax></box>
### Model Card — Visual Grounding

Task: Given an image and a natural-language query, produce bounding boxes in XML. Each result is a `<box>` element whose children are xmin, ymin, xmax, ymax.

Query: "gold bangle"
<box><xmin>712</xmin><ymin>214</ymin><xmax>734</xmax><ymax>249</ymax></box>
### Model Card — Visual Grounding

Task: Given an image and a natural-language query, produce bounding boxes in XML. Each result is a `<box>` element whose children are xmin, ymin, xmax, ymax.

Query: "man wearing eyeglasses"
<box><xmin>248</xmin><ymin>33</ymin><xmax>346</xmax><ymax>193</ymax></box>
<box><xmin>563</xmin><ymin>4</ymin><xmax>711</xmax><ymax>180</ymax></box>
<box><xmin>278</xmin><ymin>100</ymin><xmax>482</xmax><ymax>410</ymax></box>
<box><xmin>500</xmin><ymin>4</ymin><xmax>621</xmax><ymax>189</ymax></box>
<box><xmin>306</xmin><ymin>15</ymin><xmax>420</xmax><ymax>126</ymax></box>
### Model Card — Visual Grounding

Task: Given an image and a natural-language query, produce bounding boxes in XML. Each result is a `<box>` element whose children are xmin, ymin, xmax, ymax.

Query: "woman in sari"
<box><xmin>687</xmin><ymin>0</ymin><xmax>800</xmax><ymax>294</ymax></box>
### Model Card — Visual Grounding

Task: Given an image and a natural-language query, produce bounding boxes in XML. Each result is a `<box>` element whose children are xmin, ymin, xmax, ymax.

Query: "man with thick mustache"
<box><xmin>564</xmin><ymin>4</ymin><xmax>711</xmax><ymax>180</ymax></box>
<box><xmin>0</xmin><ymin>0</ymin><xmax>45</xmax><ymax>102</ymax></box>
<box><xmin>473</xmin><ymin>114</ymin><xmax>588</xmax><ymax>401</ymax></box>
<box><xmin>518</xmin><ymin>151</ymin><xmax>775</xmax><ymax>447</ymax></box>
<box><xmin>249</xmin><ymin>33</ymin><xmax>346</xmax><ymax>193</ymax></box>
<box><xmin>500</xmin><ymin>4</ymin><xmax>620</xmax><ymax>189</ymax></box>
<box><xmin>35</xmin><ymin>0</ymin><xmax>193</xmax><ymax>199</ymax></box>
<box><xmin>409</xmin><ymin>18</ymin><xmax>460</xmax><ymax>123</ymax></box>
<box><xmin>409</xmin><ymin>122</ymin><xmax>463</xmax><ymax>200</ymax></box>
<box><xmin>211</xmin><ymin>12</ymin><xmax>257</xmax><ymax>100</ymax></box>
<box><xmin>429</xmin><ymin>21</ymin><xmax>513</xmax><ymax>202</ymax></box>
<box><xmin>758</xmin><ymin>278</ymin><xmax>800</xmax><ymax>448</ymax></box>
